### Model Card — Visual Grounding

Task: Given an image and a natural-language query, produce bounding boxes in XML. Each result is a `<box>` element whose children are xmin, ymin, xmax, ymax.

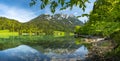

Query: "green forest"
<box><xmin>75</xmin><ymin>0</ymin><xmax>120</xmax><ymax>60</ymax></box>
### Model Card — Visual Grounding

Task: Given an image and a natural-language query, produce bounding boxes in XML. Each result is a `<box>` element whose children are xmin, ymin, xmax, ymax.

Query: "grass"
<box><xmin>0</xmin><ymin>30</ymin><xmax>18</xmax><ymax>38</ymax></box>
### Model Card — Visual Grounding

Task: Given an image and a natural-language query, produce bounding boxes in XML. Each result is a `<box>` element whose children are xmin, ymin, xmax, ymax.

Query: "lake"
<box><xmin>0</xmin><ymin>35</ymin><xmax>88</xmax><ymax>61</ymax></box>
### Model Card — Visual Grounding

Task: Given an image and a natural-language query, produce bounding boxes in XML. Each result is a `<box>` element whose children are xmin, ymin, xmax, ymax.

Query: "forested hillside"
<box><xmin>0</xmin><ymin>17</ymin><xmax>21</xmax><ymax>32</ymax></box>
<box><xmin>0</xmin><ymin>14</ymin><xmax>83</xmax><ymax>35</ymax></box>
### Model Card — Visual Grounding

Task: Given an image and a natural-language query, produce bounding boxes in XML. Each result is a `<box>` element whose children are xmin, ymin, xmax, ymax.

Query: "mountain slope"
<box><xmin>0</xmin><ymin>17</ymin><xmax>21</xmax><ymax>32</ymax></box>
<box><xmin>0</xmin><ymin>14</ymin><xmax>83</xmax><ymax>34</ymax></box>
<box><xmin>27</xmin><ymin>14</ymin><xmax>83</xmax><ymax>32</ymax></box>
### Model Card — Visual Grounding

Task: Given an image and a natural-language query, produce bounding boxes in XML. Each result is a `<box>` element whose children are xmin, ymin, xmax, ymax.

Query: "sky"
<box><xmin>0</xmin><ymin>0</ymin><xmax>95</xmax><ymax>23</ymax></box>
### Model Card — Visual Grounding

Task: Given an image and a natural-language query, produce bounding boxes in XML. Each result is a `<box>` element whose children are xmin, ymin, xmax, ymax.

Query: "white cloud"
<box><xmin>74</xmin><ymin>12</ymin><xmax>78</xmax><ymax>15</ymax></box>
<box><xmin>0</xmin><ymin>4</ymin><xmax>37</xmax><ymax>22</ymax></box>
<box><xmin>78</xmin><ymin>17</ymin><xmax>88</xmax><ymax>23</ymax></box>
<box><xmin>0</xmin><ymin>0</ymin><xmax>95</xmax><ymax>23</ymax></box>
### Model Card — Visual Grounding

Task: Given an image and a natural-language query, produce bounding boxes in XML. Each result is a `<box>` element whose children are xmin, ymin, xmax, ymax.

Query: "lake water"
<box><xmin>0</xmin><ymin>35</ymin><xmax>88</xmax><ymax>61</ymax></box>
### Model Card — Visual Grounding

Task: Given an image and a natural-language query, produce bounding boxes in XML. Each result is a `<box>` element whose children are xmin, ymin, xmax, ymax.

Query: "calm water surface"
<box><xmin>0</xmin><ymin>35</ymin><xmax>88</xmax><ymax>61</ymax></box>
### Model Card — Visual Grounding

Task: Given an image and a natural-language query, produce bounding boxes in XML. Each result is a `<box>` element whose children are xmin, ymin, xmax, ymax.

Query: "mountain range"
<box><xmin>0</xmin><ymin>14</ymin><xmax>83</xmax><ymax>34</ymax></box>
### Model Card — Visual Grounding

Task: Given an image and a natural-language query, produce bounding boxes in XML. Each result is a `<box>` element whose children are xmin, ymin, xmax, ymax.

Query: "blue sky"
<box><xmin>0</xmin><ymin>0</ymin><xmax>95</xmax><ymax>22</ymax></box>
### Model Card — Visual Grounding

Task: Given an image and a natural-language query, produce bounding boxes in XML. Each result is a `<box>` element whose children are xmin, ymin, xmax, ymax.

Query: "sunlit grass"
<box><xmin>0</xmin><ymin>30</ymin><xmax>18</xmax><ymax>38</ymax></box>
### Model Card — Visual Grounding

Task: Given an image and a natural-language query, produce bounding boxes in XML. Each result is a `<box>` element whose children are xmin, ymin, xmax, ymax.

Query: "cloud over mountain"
<box><xmin>0</xmin><ymin>4</ymin><xmax>37</xmax><ymax>22</ymax></box>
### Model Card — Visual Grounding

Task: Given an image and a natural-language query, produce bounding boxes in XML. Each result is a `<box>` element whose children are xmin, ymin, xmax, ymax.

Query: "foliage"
<box><xmin>76</xmin><ymin>0</ymin><xmax>120</xmax><ymax>60</ymax></box>
<box><xmin>89</xmin><ymin>0</ymin><xmax>120</xmax><ymax>22</ymax></box>
<box><xmin>75</xmin><ymin>26</ymin><xmax>81</xmax><ymax>32</ymax></box>
<box><xmin>77</xmin><ymin>0</ymin><xmax>120</xmax><ymax>37</ymax></box>
<box><xmin>30</xmin><ymin>0</ymin><xmax>89</xmax><ymax>13</ymax></box>
<box><xmin>79</xmin><ymin>21</ymin><xmax>119</xmax><ymax>36</ymax></box>
<box><xmin>110</xmin><ymin>30</ymin><xmax>120</xmax><ymax>45</ymax></box>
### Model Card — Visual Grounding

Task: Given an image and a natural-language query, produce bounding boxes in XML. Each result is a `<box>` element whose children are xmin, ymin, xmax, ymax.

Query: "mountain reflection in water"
<box><xmin>0</xmin><ymin>45</ymin><xmax>88</xmax><ymax>61</ymax></box>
